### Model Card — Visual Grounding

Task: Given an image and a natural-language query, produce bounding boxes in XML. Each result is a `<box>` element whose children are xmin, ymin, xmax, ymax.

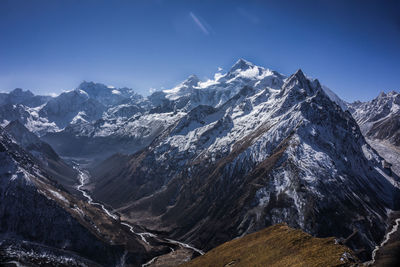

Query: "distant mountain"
<box><xmin>40</xmin><ymin>59</ymin><xmax>347</xmax><ymax>159</ymax></box>
<box><xmin>0</xmin><ymin>82</ymin><xmax>144</xmax><ymax>139</ymax></box>
<box><xmin>77</xmin><ymin>81</ymin><xmax>143</xmax><ymax>107</ymax></box>
<box><xmin>181</xmin><ymin>223</ymin><xmax>358</xmax><ymax>267</ymax></box>
<box><xmin>348</xmin><ymin>91</ymin><xmax>400</xmax><ymax>176</ymax></box>
<box><xmin>349</xmin><ymin>91</ymin><xmax>400</xmax><ymax>146</ymax></box>
<box><xmin>90</xmin><ymin>68</ymin><xmax>400</xmax><ymax>261</ymax></box>
<box><xmin>0</xmin><ymin>88</ymin><xmax>51</xmax><ymax>108</ymax></box>
<box><xmin>39</xmin><ymin>89</ymin><xmax>107</xmax><ymax>129</ymax></box>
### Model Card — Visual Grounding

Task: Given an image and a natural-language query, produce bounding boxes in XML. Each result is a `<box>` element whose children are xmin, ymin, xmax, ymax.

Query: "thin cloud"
<box><xmin>190</xmin><ymin>12</ymin><xmax>209</xmax><ymax>35</ymax></box>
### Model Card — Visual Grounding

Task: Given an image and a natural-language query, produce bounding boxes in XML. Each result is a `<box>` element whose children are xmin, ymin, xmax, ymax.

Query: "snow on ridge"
<box><xmin>48</xmin><ymin>189</ymin><xmax>69</xmax><ymax>204</ymax></box>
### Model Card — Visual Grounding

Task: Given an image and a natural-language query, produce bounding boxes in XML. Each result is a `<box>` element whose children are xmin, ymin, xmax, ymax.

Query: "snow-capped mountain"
<box><xmin>0</xmin><ymin>59</ymin><xmax>348</xmax><ymax>160</ymax></box>
<box><xmin>161</xmin><ymin>59</ymin><xmax>285</xmax><ymax>111</ymax></box>
<box><xmin>349</xmin><ymin>91</ymin><xmax>400</xmax><ymax>146</ymax></box>
<box><xmin>90</xmin><ymin>68</ymin><xmax>400</xmax><ymax>261</ymax></box>
<box><xmin>37</xmin><ymin>59</ymin><xmax>347</xmax><ymax>159</ymax></box>
<box><xmin>348</xmin><ymin>91</ymin><xmax>400</xmax><ymax>176</ymax></box>
<box><xmin>77</xmin><ymin>81</ymin><xmax>143</xmax><ymax>107</ymax></box>
<box><xmin>0</xmin><ymin>82</ymin><xmax>144</xmax><ymax>138</ymax></box>
<box><xmin>39</xmin><ymin>88</ymin><xmax>106</xmax><ymax>129</ymax></box>
<box><xmin>0</xmin><ymin>88</ymin><xmax>51</xmax><ymax>108</ymax></box>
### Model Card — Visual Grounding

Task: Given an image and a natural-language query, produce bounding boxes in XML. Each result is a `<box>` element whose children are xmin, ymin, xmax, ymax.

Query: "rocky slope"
<box><xmin>349</xmin><ymin>91</ymin><xmax>400</xmax><ymax>146</ymax></box>
<box><xmin>4</xmin><ymin>120</ymin><xmax>78</xmax><ymax>193</ymax></box>
<box><xmin>348</xmin><ymin>91</ymin><xmax>400</xmax><ymax>177</ymax></box>
<box><xmin>90</xmin><ymin>68</ymin><xmax>400</xmax><ymax>261</ymax></box>
<box><xmin>180</xmin><ymin>223</ymin><xmax>358</xmax><ymax>267</ymax></box>
<box><xmin>0</xmin><ymin>126</ymin><xmax>189</xmax><ymax>266</ymax></box>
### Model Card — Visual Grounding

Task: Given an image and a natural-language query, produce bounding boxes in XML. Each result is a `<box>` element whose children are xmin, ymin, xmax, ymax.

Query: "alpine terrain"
<box><xmin>1</xmin><ymin>59</ymin><xmax>399</xmax><ymax>266</ymax></box>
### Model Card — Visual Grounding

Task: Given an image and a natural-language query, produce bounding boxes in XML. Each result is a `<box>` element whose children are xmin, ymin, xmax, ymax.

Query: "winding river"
<box><xmin>73</xmin><ymin>163</ymin><xmax>204</xmax><ymax>267</ymax></box>
<box><xmin>367</xmin><ymin>217</ymin><xmax>400</xmax><ymax>265</ymax></box>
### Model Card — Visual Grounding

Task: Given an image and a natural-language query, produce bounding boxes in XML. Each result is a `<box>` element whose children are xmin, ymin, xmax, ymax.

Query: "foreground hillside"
<box><xmin>180</xmin><ymin>224</ymin><xmax>358</xmax><ymax>267</ymax></box>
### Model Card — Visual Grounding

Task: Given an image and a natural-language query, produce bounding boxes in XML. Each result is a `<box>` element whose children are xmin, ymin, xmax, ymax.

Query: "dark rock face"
<box><xmin>91</xmin><ymin>71</ymin><xmax>399</xmax><ymax>261</ymax></box>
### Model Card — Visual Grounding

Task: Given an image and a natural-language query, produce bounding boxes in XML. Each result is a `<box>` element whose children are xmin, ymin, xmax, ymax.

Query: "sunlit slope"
<box><xmin>180</xmin><ymin>224</ymin><xmax>358</xmax><ymax>267</ymax></box>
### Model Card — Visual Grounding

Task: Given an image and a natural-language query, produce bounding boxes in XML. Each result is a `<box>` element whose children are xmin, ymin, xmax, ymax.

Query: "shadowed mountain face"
<box><xmin>0</xmin><ymin>88</ymin><xmax>51</xmax><ymax>108</ymax></box>
<box><xmin>90</xmin><ymin>69</ymin><xmax>400</xmax><ymax>261</ymax></box>
<box><xmin>4</xmin><ymin>120</ymin><xmax>78</xmax><ymax>194</ymax></box>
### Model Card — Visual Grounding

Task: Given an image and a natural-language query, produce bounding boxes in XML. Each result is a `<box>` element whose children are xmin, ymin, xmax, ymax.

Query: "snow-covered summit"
<box><xmin>163</xmin><ymin>75</ymin><xmax>200</xmax><ymax>100</ymax></box>
<box><xmin>229</xmin><ymin>58</ymin><xmax>255</xmax><ymax>72</ymax></box>
<box><xmin>161</xmin><ymin>59</ymin><xmax>286</xmax><ymax>110</ymax></box>
<box><xmin>77</xmin><ymin>81</ymin><xmax>143</xmax><ymax>106</ymax></box>
<box><xmin>160</xmin><ymin>59</ymin><xmax>345</xmax><ymax>111</ymax></box>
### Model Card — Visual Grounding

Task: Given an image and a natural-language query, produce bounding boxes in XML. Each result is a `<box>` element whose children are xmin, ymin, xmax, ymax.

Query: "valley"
<box><xmin>73</xmin><ymin>161</ymin><xmax>203</xmax><ymax>267</ymax></box>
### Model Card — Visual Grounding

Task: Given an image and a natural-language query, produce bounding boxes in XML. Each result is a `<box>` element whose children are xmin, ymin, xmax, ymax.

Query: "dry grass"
<box><xmin>180</xmin><ymin>224</ymin><xmax>357</xmax><ymax>267</ymax></box>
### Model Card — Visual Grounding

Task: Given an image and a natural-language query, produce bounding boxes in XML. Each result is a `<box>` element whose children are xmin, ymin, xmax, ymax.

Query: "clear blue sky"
<box><xmin>0</xmin><ymin>0</ymin><xmax>399</xmax><ymax>101</ymax></box>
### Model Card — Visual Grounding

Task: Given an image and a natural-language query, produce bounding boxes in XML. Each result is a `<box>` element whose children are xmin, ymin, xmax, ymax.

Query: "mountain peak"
<box><xmin>229</xmin><ymin>58</ymin><xmax>255</xmax><ymax>72</ymax></box>
<box><xmin>78</xmin><ymin>81</ymin><xmax>107</xmax><ymax>90</ymax></box>
<box><xmin>183</xmin><ymin>74</ymin><xmax>200</xmax><ymax>87</ymax></box>
<box><xmin>294</xmin><ymin>69</ymin><xmax>306</xmax><ymax>79</ymax></box>
<box><xmin>9</xmin><ymin>88</ymin><xmax>34</xmax><ymax>98</ymax></box>
<box><xmin>285</xmin><ymin>69</ymin><xmax>307</xmax><ymax>86</ymax></box>
<box><xmin>378</xmin><ymin>91</ymin><xmax>387</xmax><ymax>98</ymax></box>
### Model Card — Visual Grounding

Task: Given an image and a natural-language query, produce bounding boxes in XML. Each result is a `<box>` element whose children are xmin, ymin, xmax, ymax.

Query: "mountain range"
<box><xmin>1</xmin><ymin>59</ymin><xmax>399</xmax><ymax>266</ymax></box>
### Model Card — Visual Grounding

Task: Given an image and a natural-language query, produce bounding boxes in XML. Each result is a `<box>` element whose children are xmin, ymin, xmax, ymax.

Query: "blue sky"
<box><xmin>0</xmin><ymin>0</ymin><xmax>399</xmax><ymax>101</ymax></box>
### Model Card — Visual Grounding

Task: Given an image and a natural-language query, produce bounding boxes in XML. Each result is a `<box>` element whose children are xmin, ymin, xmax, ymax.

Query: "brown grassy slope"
<box><xmin>180</xmin><ymin>224</ymin><xmax>358</xmax><ymax>267</ymax></box>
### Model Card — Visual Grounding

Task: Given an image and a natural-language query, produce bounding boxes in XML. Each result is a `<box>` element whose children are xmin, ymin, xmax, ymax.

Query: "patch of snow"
<box><xmin>48</xmin><ymin>189</ymin><xmax>69</xmax><ymax>204</ymax></box>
